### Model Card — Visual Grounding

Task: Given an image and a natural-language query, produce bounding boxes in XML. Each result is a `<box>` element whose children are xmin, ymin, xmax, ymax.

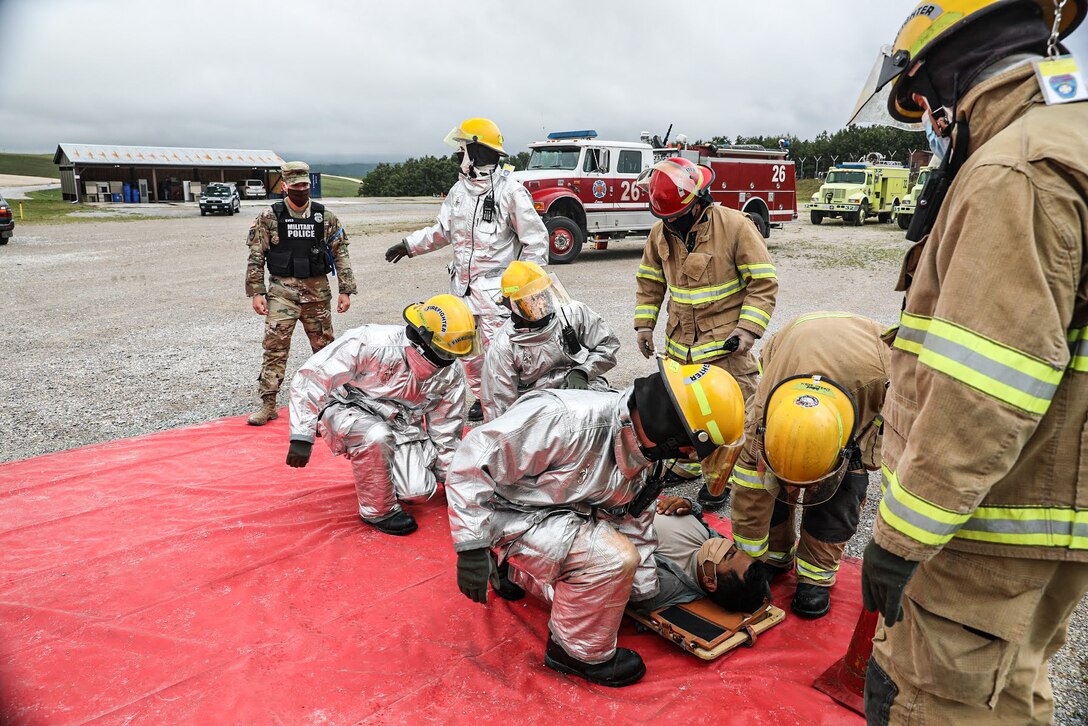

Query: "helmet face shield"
<box><xmin>847</xmin><ymin>45</ymin><xmax>921</xmax><ymax>129</ymax></box>
<box><xmin>503</xmin><ymin>273</ymin><xmax>571</xmax><ymax>322</ymax></box>
<box><xmin>759</xmin><ymin>443</ymin><xmax>850</xmax><ymax>507</ymax></box>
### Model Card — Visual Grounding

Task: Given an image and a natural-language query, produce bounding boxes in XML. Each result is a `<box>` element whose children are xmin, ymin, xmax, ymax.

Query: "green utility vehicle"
<box><xmin>809</xmin><ymin>160</ymin><xmax>910</xmax><ymax>226</ymax></box>
<box><xmin>895</xmin><ymin>165</ymin><xmax>935</xmax><ymax>230</ymax></box>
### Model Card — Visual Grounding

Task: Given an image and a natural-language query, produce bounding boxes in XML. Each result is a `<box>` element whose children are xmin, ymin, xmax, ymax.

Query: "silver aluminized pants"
<box><xmin>461</xmin><ymin>283</ymin><xmax>508</xmax><ymax>399</ymax></box>
<box><xmin>319</xmin><ymin>403</ymin><xmax>438</xmax><ymax>521</ymax></box>
<box><xmin>505</xmin><ymin>516</ymin><xmax>640</xmax><ymax>664</ymax></box>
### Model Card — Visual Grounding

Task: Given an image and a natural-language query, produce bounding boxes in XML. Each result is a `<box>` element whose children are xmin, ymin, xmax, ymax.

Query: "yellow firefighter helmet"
<box><xmin>443</xmin><ymin>117</ymin><xmax>507</xmax><ymax>156</ymax></box>
<box><xmin>402</xmin><ymin>294</ymin><xmax>478</xmax><ymax>359</ymax></box>
<box><xmin>658</xmin><ymin>357</ymin><xmax>746</xmax><ymax>460</ymax></box>
<box><xmin>848</xmin><ymin>0</ymin><xmax>1085</xmax><ymax>126</ymax></box>
<box><xmin>760</xmin><ymin>375</ymin><xmax>858</xmax><ymax>506</ymax></box>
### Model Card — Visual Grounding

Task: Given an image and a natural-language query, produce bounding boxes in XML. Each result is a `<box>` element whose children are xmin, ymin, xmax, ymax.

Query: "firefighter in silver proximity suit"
<box><xmin>481</xmin><ymin>260</ymin><xmax>620</xmax><ymax>421</ymax></box>
<box><xmin>286</xmin><ymin>294</ymin><xmax>476</xmax><ymax>536</ymax></box>
<box><xmin>385</xmin><ymin>118</ymin><xmax>549</xmax><ymax>421</ymax></box>
<box><xmin>446</xmin><ymin>356</ymin><xmax>746</xmax><ymax>687</ymax></box>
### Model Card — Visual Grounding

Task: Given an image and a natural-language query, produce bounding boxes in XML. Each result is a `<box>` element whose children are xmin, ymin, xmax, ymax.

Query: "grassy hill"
<box><xmin>0</xmin><ymin>152</ymin><xmax>58</xmax><ymax>178</ymax></box>
<box><xmin>310</xmin><ymin>162</ymin><xmax>377</xmax><ymax>178</ymax></box>
<box><xmin>318</xmin><ymin>175</ymin><xmax>360</xmax><ymax>198</ymax></box>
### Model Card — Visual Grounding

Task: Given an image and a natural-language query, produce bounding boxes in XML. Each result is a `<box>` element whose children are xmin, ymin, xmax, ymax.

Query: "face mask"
<box><xmin>286</xmin><ymin>187</ymin><xmax>310</xmax><ymax>207</ymax></box>
<box><xmin>511</xmin><ymin>312</ymin><xmax>554</xmax><ymax>330</ymax></box>
<box><xmin>458</xmin><ymin>144</ymin><xmax>473</xmax><ymax>176</ymax></box>
<box><xmin>696</xmin><ymin>538</ymin><xmax>735</xmax><ymax>587</ymax></box>
<box><xmin>922</xmin><ymin>113</ymin><xmax>949</xmax><ymax>162</ymax></box>
<box><xmin>405</xmin><ymin>343</ymin><xmax>440</xmax><ymax>379</ymax></box>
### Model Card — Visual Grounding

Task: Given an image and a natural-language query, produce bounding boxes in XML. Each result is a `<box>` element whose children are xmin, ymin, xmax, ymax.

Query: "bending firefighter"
<box><xmin>285</xmin><ymin>294</ymin><xmax>475</xmax><ymax>536</ymax></box>
<box><xmin>386</xmin><ymin>118</ymin><xmax>548</xmax><ymax>421</ymax></box>
<box><xmin>848</xmin><ymin>2</ymin><xmax>1088</xmax><ymax>724</ymax></box>
<box><xmin>481</xmin><ymin>261</ymin><xmax>620</xmax><ymax>421</ymax></box>
<box><xmin>634</xmin><ymin>156</ymin><xmax>778</xmax><ymax>503</ymax></box>
<box><xmin>728</xmin><ymin>313</ymin><xmax>889</xmax><ymax>619</ymax></box>
<box><xmin>445</xmin><ymin>357</ymin><xmax>744</xmax><ymax>687</ymax></box>
<box><xmin>245</xmin><ymin>161</ymin><xmax>356</xmax><ymax>426</ymax></box>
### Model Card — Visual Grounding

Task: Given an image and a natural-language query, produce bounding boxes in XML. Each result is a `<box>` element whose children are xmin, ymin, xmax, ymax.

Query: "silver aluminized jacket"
<box><xmin>446</xmin><ymin>388</ymin><xmax>659</xmax><ymax>662</ymax></box>
<box><xmin>480</xmin><ymin>301</ymin><xmax>620</xmax><ymax>421</ymax></box>
<box><xmin>403</xmin><ymin>168</ymin><xmax>549</xmax><ymax>300</ymax></box>
<box><xmin>289</xmin><ymin>324</ymin><xmax>466</xmax><ymax>519</ymax></box>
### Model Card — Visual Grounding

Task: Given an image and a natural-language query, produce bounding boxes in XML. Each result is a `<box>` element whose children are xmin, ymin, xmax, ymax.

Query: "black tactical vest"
<box><xmin>265</xmin><ymin>202</ymin><xmax>329</xmax><ymax>278</ymax></box>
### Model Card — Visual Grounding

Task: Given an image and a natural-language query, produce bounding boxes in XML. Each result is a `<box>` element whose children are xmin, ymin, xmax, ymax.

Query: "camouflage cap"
<box><xmin>281</xmin><ymin>161</ymin><xmax>310</xmax><ymax>186</ymax></box>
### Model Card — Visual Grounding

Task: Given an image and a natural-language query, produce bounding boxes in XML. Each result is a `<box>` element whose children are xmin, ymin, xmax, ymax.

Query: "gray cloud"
<box><xmin>1</xmin><ymin>0</ymin><xmax>1086</xmax><ymax>160</ymax></box>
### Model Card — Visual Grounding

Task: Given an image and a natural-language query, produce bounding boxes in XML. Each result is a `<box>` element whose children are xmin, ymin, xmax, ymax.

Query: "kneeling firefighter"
<box><xmin>728</xmin><ymin>313</ymin><xmax>889</xmax><ymax>619</ymax></box>
<box><xmin>445</xmin><ymin>356</ymin><xmax>745</xmax><ymax>686</ymax></box>
<box><xmin>480</xmin><ymin>260</ymin><xmax>620</xmax><ymax>421</ymax></box>
<box><xmin>848</xmin><ymin>2</ymin><xmax>1088</xmax><ymax>723</ymax></box>
<box><xmin>286</xmin><ymin>294</ymin><xmax>476</xmax><ymax>536</ymax></box>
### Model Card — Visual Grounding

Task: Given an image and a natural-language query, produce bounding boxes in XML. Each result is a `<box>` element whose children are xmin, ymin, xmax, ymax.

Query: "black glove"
<box><xmin>385</xmin><ymin>240</ymin><xmax>409</xmax><ymax>263</ymax></box>
<box><xmin>564</xmin><ymin>369</ymin><xmax>589</xmax><ymax>390</ymax></box>
<box><xmin>286</xmin><ymin>439</ymin><xmax>313</xmax><ymax>468</ymax></box>
<box><xmin>861</xmin><ymin>540</ymin><xmax>920</xmax><ymax>628</ymax></box>
<box><xmin>456</xmin><ymin>548</ymin><xmax>493</xmax><ymax>604</ymax></box>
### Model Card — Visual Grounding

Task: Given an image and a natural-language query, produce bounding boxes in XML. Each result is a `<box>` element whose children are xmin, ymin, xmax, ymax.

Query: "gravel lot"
<box><xmin>1</xmin><ymin>199</ymin><xmax>1084</xmax><ymax>722</ymax></box>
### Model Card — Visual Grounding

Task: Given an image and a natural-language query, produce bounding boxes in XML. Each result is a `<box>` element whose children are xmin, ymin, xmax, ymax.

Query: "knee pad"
<box><xmin>803</xmin><ymin>471</ymin><xmax>868</xmax><ymax>543</ymax></box>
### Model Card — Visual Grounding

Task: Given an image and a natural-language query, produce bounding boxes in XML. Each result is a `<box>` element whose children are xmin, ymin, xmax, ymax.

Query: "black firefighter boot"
<box><xmin>544</xmin><ymin>636</ymin><xmax>646</xmax><ymax>687</ymax></box>
<box><xmin>696</xmin><ymin>482</ymin><xmax>730</xmax><ymax>509</ymax></box>
<box><xmin>791</xmin><ymin>582</ymin><xmax>832</xmax><ymax>619</ymax></box>
<box><xmin>364</xmin><ymin>509</ymin><xmax>418</xmax><ymax>536</ymax></box>
<box><xmin>467</xmin><ymin>400</ymin><xmax>483</xmax><ymax>422</ymax></box>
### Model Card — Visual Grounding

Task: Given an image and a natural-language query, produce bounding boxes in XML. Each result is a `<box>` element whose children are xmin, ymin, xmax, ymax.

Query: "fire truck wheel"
<box><xmin>545</xmin><ymin>216</ymin><xmax>584</xmax><ymax>264</ymax></box>
<box><xmin>748</xmin><ymin>211</ymin><xmax>769</xmax><ymax>238</ymax></box>
<box><xmin>809</xmin><ymin>210</ymin><xmax>824</xmax><ymax>225</ymax></box>
<box><xmin>852</xmin><ymin>201</ymin><xmax>869</xmax><ymax>226</ymax></box>
<box><xmin>897</xmin><ymin>214</ymin><xmax>911</xmax><ymax>230</ymax></box>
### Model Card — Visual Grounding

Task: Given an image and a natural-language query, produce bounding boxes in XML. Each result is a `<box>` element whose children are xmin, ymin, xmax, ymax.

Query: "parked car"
<box><xmin>0</xmin><ymin>193</ymin><xmax>14</xmax><ymax>244</ymax></box>
<box><xmin>241</xmin><ymin>179</ymin><xmax>267</xmax><ymax>199</ymax></box>
<box><xmin>199</xmin><ymin>182</ymin><xmax>241</xmax><ymax>216</ymax></box>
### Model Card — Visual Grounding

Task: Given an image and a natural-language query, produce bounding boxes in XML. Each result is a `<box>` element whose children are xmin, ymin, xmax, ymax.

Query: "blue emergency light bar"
<box><xmin>838</xmin><ymin>163</ymin><xmax>867</xmax><ymax>168</ymax></box>
<box><xmin>546</xmin><ymin>130</ymin><xmax>598</xmax><ymax>140</ymax></box>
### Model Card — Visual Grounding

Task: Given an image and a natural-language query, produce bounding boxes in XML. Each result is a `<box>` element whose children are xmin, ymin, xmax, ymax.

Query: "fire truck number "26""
<box><xmin>771</xmin><ymin>165</ymin><xmax>787</xmax><ymax>183</ymax></box>
<box><xmin>619</xmin><ymin>181</ymin><xmax>642</xmax><ymax>202</ymax></box>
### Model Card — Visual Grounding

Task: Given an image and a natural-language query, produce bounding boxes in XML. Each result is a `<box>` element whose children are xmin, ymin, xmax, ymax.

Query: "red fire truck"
<box><xmin>512</xmin><ymin>130</ymin><xmax>797</xmax><ymax>263</ymax></box>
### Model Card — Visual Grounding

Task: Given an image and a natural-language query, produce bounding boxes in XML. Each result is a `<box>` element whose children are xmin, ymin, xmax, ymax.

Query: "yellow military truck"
<box><xmin>808</xmin><ymin>161</ymin><xmax>910</xmax><ymax>226</ymax></box>
<box><xmin>894</xmin><ymin>164</ymin><xmax>935</xmax><ymax>230</ymax></box>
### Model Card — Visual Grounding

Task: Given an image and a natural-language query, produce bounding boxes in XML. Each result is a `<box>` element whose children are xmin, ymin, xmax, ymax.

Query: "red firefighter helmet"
<box><xmin>639</xmin><ymin>157</ymin><xmax>714</xmax><ymax>219</ymax></box>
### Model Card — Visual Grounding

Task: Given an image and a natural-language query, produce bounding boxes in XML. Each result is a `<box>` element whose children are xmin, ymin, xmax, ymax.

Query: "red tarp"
<box><xmin>0</xmin><ymin>413</ymin><xmax>865</xmax><ymax>724</ymax></box>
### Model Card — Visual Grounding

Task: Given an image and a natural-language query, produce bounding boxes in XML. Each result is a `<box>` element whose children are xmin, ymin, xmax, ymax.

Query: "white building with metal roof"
<box><xmin>53</xmin><ymin>143</ymin><xmax>286</xmax><ymax>203</ymax></box>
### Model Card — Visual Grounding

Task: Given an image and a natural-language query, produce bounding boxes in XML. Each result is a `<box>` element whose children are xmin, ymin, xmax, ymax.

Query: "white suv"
<box><xmin>241</xmin><ymin>179</ymin><xmax>267</xmax><ymax>199</ymax></box>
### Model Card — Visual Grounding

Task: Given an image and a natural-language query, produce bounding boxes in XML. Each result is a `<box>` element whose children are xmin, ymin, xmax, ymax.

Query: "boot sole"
<box><xmin>544</xmin><ymin>653</ymin><xmax>646</xmax><ymax>687</ymax></box>
<box><xmin>790</xmin><ymin>601</ymin><xmax>831</xmax><ymax>619</ymax></box>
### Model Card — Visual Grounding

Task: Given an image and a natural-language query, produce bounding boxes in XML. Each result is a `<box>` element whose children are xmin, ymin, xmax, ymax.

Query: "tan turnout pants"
<box><xmin>866</xmin><ymin>549</ymin><xmax>1088</xmax><ymax>725</ymax></box>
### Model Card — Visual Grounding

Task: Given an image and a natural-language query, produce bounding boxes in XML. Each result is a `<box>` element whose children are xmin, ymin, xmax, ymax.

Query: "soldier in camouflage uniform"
<box><xmin>245</xmin><ymin>161</ymin><xmax>357</xmax><ymax>425</ymax></box>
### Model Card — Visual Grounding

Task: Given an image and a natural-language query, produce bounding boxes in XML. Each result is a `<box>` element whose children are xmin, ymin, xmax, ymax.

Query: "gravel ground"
<box><xmin>1</xmin><ymin>200</ymin><xmax>1084</xmax><ymax>722</ymax></box>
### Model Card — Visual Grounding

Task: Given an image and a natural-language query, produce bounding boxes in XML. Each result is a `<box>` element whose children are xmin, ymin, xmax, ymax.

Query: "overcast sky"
<box><xmin>1</xmin><ymin>0</ymin><xmax>1086</xmax><ymax>161</ymax></box>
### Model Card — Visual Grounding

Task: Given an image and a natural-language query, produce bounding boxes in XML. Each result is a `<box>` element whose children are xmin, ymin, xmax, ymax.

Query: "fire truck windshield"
<box><xmin>527</xmin><ymin>147</ymin><xmax>581</xmax><ymax>170</ymax></box>
<box><xmin>826</xmin><ymin>171</ymin><xmax>867</xmax><ymax>184</ymax></box>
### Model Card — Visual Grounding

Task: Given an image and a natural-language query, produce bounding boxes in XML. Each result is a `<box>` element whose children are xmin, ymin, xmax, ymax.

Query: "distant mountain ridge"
<box><xmin>309</xmin><ymin>162</ymin><xmax>378</xmax><ymax>178</ymax></box>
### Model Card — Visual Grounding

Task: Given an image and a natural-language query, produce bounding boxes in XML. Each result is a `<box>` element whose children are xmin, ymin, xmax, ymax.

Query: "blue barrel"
<box><xmin>123</xmin><ymin>183</ymin><xmax>132</xmax><ymax>203</ymax></box>
<box><xmin>113</xmin><ymin>193</ymin><xmax>122</xmax><ymax>202</ymax></box>
<box><xmin>133</xmin><ymin>190</ymin><xmax>140</xmax><ymax>203</ymax></box>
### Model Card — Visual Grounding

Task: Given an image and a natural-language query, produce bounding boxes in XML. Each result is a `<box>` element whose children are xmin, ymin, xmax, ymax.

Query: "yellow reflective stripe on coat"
<box><xmin>667</xmin><ymin>277</ymin><xmax>745</xmax><ymax>305</ymax></box>
<box><xmin>634</xmin><ymin>304</ymin><xmax>659</xmax><ymax>322</ymax></box>
<box><xmin>1069</xmin><ymin>326</ymin><xmax>1088</xmax><ymax>372</ymax></box>
<box><xmin>893</xmin><ymin>312</ymin><xmax>1064</xmax><ymax>416</ymax></box>
<box><xmin>879</xmin><ymin>465</ymin><xmax>970</xmax><ymax>546</ymax></box>
<box><xmin>737</xmin><ymin>263</ymin><xmax>777</xmax><ymax>281</ymax></box>
<box><xmin>637</xmin><ymin>264</ymin><xmax>665</xmax><ymax>283</ymax></box>
<box><xmin>666</xmin><ymin>335</ymin><xmax>740</xmax><ymax>362</ymax></box>
<box><xmin>733</xmin><ymin>531</ymin><xmax>769</xmax><ymax>557</ymax></box>
<box><xmin>881</xmin><ymin>465</ymin><xmax>1088</xmax><ymax>550</ymax></box>
<box><xmin>739</xmin><ymin>304</ymin><xmax>771</xmax><ymax>331</ymax></box>
<box><xmin>728</xmin><ymin>464</ymin><xmax>764</xmax><ymax>490</ymax></box>
<box><xmin>796</xmin><ymin>557</ymin><xmax>839</xmax><ymax>582</ymax></box>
